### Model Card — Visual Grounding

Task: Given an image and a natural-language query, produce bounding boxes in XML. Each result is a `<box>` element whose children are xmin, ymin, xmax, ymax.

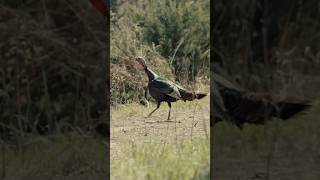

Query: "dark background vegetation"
<box><xmin>0</xmin><ymin>0</ymin><xmax>107</xmax><ymax>138</ymax></box>
<box><xmin>213</xmin><ymin>0</ymin><xmax>320</xmax><ymax>179</ymax></box>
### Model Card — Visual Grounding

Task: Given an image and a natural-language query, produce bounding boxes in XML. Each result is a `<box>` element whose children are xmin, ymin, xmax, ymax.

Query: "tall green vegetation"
<box><xmin>137</xmin><ymin>0</ymin><xmax>210</xmax><ymax>81</ymax></box>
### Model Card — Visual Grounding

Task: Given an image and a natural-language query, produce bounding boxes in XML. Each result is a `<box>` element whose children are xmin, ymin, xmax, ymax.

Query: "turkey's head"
<box><xmin>135</xmin><ymin>57</ymin><xmax>147</xmax><ymax>68</ymax></box>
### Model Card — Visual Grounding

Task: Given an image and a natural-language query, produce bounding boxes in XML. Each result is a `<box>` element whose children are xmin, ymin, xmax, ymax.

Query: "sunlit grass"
<box><xmin>111</xmin><ymin>139</ymin><xmax>210</xmax><ymax>180</ymax></box>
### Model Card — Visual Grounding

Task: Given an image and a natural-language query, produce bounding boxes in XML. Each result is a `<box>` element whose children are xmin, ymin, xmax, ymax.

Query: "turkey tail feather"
<box><xmin>179</xmin><ymin>89</ymin><xmax>207</xmax><ymax>101</ymax></box>
<box><xmin>195</xmin><ymin>93</ymin><xmax>207</xmax><ymax>100</ymax></box>
<box><xmin>276</xmin><ymin>102</ymin><xmax>311</xmax><ymax>120</ymax></box>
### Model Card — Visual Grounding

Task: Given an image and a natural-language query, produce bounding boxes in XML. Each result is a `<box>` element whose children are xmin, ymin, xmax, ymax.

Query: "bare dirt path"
<box><xmin>110</xmin><ymin>96</ymin><xmax>210</xmax><ymax>160</ymax></box>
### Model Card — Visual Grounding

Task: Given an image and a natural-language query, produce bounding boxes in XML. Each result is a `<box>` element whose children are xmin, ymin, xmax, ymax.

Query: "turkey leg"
<box><xmin>148</xmin><ymin>102</ymin><xmax>161</xmax><ymax>117</ymax></box>
<box><xmin>167</xmin><ymin>102</ymin><xmax>172</xmax><ymax>120</ymax></box>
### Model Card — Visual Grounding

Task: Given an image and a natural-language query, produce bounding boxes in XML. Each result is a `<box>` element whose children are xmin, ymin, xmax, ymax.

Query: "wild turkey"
<box><xmin>136</xmin><ymin>57</ymin><xmax>207</xmax><ymax>120</ymax></box>
<box><xmin>213</xmin><ymin>73</ymin><xmax>311</xmax><ymax>129</ymax></box>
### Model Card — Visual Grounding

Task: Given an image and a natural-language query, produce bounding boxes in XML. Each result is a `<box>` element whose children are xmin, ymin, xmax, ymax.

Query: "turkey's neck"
<box><xmin>144</xmin><ymin>66</ymin><xmax>158</xmax><ymax>81</ymax></box>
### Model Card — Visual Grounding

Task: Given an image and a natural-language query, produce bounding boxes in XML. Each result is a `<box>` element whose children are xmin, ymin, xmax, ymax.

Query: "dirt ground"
<box><xmin>110</xmin><ymin>96</ymin><xmax>210</xmax><ymax>160</ymax></box>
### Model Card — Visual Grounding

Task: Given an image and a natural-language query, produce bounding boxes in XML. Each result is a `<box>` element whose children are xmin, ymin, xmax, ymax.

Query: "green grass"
<box><xmin>111</xmin><ymin>139</ymin><xmax>210</xmax><ymax>180</ymax></box>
